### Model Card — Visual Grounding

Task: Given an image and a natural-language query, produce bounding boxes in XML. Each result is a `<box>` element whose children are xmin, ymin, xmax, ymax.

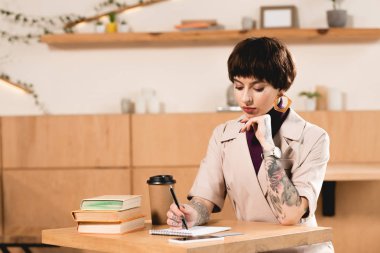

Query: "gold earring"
<box><xmin>273</xmin><ymin>94</ymin><xmax>292</xmax><ymax>113</ymax></box>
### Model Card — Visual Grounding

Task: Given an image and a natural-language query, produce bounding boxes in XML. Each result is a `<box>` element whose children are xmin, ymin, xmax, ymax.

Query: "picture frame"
<box><xmin>260</xmin><ymin>5</ymin><xmax>298</xmax><ymax>29</ymax></box>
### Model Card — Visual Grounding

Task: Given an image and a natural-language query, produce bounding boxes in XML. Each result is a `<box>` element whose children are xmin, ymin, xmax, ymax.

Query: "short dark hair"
<box><xmin>227</xmin><ymin>37</ymin><xmax>296</xmax><ymax>91</ymax></box>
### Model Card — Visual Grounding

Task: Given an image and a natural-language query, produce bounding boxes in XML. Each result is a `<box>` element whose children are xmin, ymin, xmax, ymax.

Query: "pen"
<box><xmin>169</xmin><ymin>185</ymin><xmax>189</xmax><ymax>230</ymax></box>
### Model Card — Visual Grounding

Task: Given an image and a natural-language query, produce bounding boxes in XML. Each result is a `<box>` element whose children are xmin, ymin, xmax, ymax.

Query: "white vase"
<box><xmin>134</xmin><ymin>95</ymin><xmax>146</xmax><ymax>114</ymax></box>
<box><xmin>147</xmin><ymin>94</ymin><xmax>160</xmax><ymax>114</ymax></box>
<box><xmin>304</xmin><ymin>98</ymin><xmax>317</xmax><ymax>111</ymax></box>
<box><xmin>118</xmin><ymin>23</ymin><xmax>130</xmax><ymax>33</ymax></box>
<box><xmin>95</xmin><ymin>24</ymin><xmax>106</xmax><ymax>33</ymax></box>
<box><xmin>327</xmin><ymin>88</ymin><xmax>343</xmax><ymax>111</ymax></box>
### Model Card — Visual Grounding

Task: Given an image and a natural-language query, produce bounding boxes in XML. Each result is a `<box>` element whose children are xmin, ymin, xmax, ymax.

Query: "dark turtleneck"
<box><xmin>245</xmin><ymin>108</ymin><xmax>290</xmax><ymax>175</ymax></box>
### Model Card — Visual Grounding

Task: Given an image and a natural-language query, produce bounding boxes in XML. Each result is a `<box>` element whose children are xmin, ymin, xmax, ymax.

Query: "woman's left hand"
<box><xmin>240</xmin><ymin>114</ymin><xmax>275</xmax><ymax>150</ymax></box>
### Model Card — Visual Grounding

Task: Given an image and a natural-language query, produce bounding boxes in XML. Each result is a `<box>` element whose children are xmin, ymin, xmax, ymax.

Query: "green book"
<box><xmin>80</xmin><ymin>195</ymin><xmax>141</xmax><ymax>211</ymax></box>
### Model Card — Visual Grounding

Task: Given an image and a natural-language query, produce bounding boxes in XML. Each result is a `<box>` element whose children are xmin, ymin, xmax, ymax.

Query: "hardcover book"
<box><xmin>80</xmin><ymin>195</ymin><xmax>141</xmax><ymax>211</ymax></box>
<box><xmin>77</xmin><ymin>215</ymin><xmax>145</xmax><ymax>234</ymax></box>
<box><xmin>72</xmin><ymin>207</ymin><xmax>142</xmax><ymax>222</ymax></box>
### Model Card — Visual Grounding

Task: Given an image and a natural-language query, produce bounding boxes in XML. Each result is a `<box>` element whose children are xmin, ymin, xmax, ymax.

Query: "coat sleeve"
<box><xmin>187</xmin><ymin>124</ymin><xmax>227</xmax><ymax>213</ymax></box>
<box><xmin>291</xmin><ymin>127</ymin><xmax>330</xmax><ymax>220</ymax></box>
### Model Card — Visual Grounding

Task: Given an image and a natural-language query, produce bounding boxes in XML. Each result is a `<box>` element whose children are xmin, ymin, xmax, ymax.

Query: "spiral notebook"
<box><xmin>149</xmin><ymin>226</ymin><xmax>231</xmax><ymax>236</ymax></box>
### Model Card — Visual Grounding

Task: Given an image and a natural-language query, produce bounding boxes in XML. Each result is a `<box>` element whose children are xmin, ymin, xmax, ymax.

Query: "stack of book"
<box><xmin>174</xmin><ymin>19</ymin><xmax>225</xmax><ymax>31</ymax></box>
<box><xmin>72</xmin><ymin>195</ymin><xmax>145</xmax><ymax>234</ymax></box>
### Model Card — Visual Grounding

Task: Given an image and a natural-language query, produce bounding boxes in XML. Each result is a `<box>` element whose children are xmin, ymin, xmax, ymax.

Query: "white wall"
<box><xmin>1</xmin><ymin>0</ymin><xmax>379</xmax><ymax>115</ymax></box>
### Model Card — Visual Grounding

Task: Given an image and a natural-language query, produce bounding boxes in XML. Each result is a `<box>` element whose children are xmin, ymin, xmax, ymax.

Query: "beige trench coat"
<box><xmin>189</xmin><ymin>109</ymin><xmax>334</xmax><ymax>252</ymax></box>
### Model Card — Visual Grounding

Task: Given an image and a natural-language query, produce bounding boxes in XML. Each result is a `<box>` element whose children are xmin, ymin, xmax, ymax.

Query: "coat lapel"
<box><xmin>220</xmin><ymin>115</ymin><xmax>245</xmax><ymax>143</ymax></box>
<box><xmin>278</xmin><ymin>109</ymin><xmax>306</xmax><ymax>142</ymax></box>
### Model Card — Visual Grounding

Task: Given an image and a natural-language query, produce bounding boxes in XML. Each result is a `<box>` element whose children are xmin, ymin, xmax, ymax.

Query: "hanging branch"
<box><xmin>0</xmin><ymin>73</ymin><xmax>49</xmax><ymax>114</ymax></box>
<box><xmin>0</xmin><ymin>8</ymin><xmax>83</xmax><ymax>29</ymax></box>
<box><xmin>0</xmin><ymin>29</ymin><xmax>51</xmax><ymax>44</ymax></box>
<box><xmin>64</xmin><ymin>0</ymin><xmax>169</xmax><ymax>30</ymax></box>
<box><xmin>94</xmin><ymin>0</ymin><xmax>128</xmax><ymax>12</ymax></box>
<box><xmin>0</xmin><ymin>8</ymin><xmax>83</xmax><ymax>42</ymax></box>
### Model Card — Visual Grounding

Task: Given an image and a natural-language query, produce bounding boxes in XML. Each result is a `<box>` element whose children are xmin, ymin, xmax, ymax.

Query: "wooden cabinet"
<box><xmin>1</xmin><ymin>111</ymin><xmax>380</xmax><ymax>251</ymax></box>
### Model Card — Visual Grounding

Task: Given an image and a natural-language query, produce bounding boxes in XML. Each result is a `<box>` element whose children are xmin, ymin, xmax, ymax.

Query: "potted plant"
<box><xmin>299</xmin><ymin>91</ymin><xmax>321</xmax><ymax>111</ymax></box>
<box><xmin>95</xmin><ymin>20</ymin><xmax>105</xmax><ymax>33</ymax></box>
<box><xmin>327</xmin><ymin>0</ymin><xmax>347</xmax><ymax>27</ymax></box>
<box><xmin>106</xmin><ymin>12</ymin><xmax>117</xmax><ymax>33</ymax></box>
<box><xmin>118</xmin><ymin>20</ymin><xmax>130</xmax><ymax>33</ymax></box>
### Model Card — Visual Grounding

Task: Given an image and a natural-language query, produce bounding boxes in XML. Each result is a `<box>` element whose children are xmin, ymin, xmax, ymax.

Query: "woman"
<box><xmin>167</xmin><ymin>37</ymin><xmax>334</xmax><ymax>252</ymax></box>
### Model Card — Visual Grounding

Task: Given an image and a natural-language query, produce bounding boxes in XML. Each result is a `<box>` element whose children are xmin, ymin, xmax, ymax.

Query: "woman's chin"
<box><xmin>244</xmin><ymin>112</ymin><xmax>258</xmax><ymax>118</ymax></box>
<box><xmin>243</xmin><ymin>110</ymin><xmax>263</xmax><ymax>118</ymax></box>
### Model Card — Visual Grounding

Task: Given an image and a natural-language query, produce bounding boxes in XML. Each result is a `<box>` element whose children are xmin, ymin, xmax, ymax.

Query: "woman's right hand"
<box><xmin>166</xmin><ymin>203</ymin><xmax>198</xmax><ymax>229</ymax></box>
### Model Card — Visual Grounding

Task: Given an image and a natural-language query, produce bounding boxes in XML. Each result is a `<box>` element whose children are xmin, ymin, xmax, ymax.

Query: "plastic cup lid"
<box><xmin>147</xmin><ymin>175</ymin><xmax>176</xmax><ymax>185</ymax></box>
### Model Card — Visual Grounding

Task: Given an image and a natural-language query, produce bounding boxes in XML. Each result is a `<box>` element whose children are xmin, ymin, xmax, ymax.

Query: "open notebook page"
<box><xmin>149</xmin><ymin>226</ymin><xmax>231</xmax><ymax>236</ymax></box>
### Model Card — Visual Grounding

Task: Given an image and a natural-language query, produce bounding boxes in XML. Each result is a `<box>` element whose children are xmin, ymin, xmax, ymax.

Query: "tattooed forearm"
<box><xmin>189</xmin><ymin>199</ymin><xmax>210</xmax><ymax>226</ymax></box>
<box><xmin>269</xmin><ymin>193</ymin><xmax>283</xmax><ymax>220</ymax></box>
<box><xmin>282</xmin><ymin>180</ymin><xmax>302</xmax><ymax>206</ymax></box>
<box><xmin>264</xmin><ymin>156</ymin><xmax>302</xmax><ymax>221</ymax></box>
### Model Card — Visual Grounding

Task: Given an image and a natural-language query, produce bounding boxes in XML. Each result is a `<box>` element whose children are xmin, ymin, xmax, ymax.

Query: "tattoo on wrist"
<box><xmin>189</xmin><ymin>199</ymin><xmax>210</xmax><ymax>226</ymax></box>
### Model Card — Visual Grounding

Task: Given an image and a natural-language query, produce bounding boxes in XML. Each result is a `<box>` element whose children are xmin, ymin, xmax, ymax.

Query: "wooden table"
<box><xmin>42</xmin><ymin>220</ymin><xmax>332</xmax><ymax>253</ymax></box>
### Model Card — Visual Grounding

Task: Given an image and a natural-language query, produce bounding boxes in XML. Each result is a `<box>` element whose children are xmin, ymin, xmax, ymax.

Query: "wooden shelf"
<box><xmin>325</xmin><ymin>163</ymin><xmax>380</xmax><ymax>181</ymax></box>
<box><xmin>40</xmin><ymin>28</ymin><xmax>380</xmax><ymax>46</ymax></box>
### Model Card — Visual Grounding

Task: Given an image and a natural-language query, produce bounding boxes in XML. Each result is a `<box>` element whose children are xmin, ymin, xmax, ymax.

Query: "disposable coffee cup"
<box><xmin>147</xmin><ymin>175</ymin><xmax>176</xmax><ymax>225</ymax></box>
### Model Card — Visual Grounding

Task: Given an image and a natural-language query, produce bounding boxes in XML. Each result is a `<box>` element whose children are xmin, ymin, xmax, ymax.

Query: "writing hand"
<box><xmin>166</xmin><ymin>203</ymin><xmax>197</xmax><ymax>229</ymax></box>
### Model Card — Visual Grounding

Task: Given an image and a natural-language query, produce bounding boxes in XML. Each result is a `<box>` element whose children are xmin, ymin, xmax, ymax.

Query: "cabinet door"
<box><xmin>2</xmin><ymin>115</ymin><xmax>131</xmax><ymax>169</ymax></box>
<box><xmin>132</xmin><ymin>113</ymin><xmax>239</xmax><ymax>167</ymax></box>
<box><xmin>300</xmin><ymin>111</ymin><xmax>380</xmax><ymax>163</ymax></box>
<box><xmin>2</xmin><ymin>168</ymin><xmax>131</xmax><ymax>242</ymax></box>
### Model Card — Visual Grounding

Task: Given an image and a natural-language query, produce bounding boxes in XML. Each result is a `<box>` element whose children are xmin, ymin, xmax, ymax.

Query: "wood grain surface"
<box><xmin>1</xmin><ymin>115</ymin><xmax>131</xmax><ymax>168</ymax></box>
<box><xmin>42</xmin><ymin>220</ymin><xmax>332</xmax><ymax>253</ymax></box>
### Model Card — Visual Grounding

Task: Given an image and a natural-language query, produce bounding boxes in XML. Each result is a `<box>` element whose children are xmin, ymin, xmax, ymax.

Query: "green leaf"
<box><xmin>298</xmin><ymin>91</ymin><xmax>321</xmax><ymax>99</ymax></box>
